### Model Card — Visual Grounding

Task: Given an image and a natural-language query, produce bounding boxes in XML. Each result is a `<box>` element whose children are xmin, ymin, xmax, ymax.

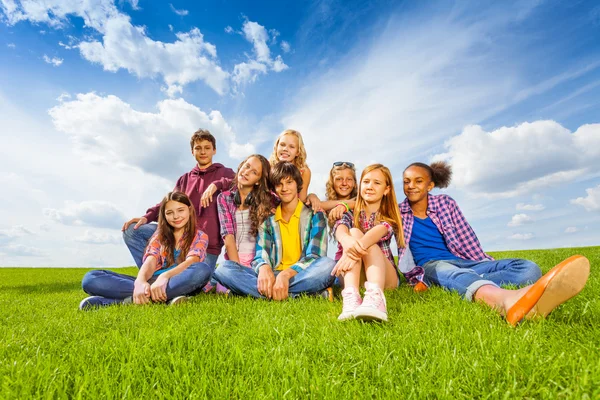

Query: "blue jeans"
<box><xmin>81</xmin><ymin>262</ymin><xmax>213</xmax><ymax>302</ymax></box>
<box><xmin>122</xmin><ymin>223</ymin><xmax>157</xmax><ymax>268</ymax></box>
<box><xmin>423</xmin><ymin>258</ymin><xmax>542</xmax><ymax>301</ymax></box>
<box><xmin>122</xmin><ymin>223</ymin><xmax>219</xmax><ymax>270</ymax></box>
<box><xmin>214</xmin><ymin>257</ymin><xmax>336</xmax><ymax>298</ymax></box>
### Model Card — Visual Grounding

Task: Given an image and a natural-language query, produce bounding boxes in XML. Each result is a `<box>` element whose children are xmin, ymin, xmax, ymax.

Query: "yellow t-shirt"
<box><xmin>275</xmin><ymin>200</ymin><xmax>303</xmax><ymax>270</ymax></box>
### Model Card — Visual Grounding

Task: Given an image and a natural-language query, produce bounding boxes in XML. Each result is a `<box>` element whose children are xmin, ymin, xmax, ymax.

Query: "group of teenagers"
<box><xmin>80</xmin><ymin>129</ymin><xmax>591</xmax><ymax>325</ymax></box>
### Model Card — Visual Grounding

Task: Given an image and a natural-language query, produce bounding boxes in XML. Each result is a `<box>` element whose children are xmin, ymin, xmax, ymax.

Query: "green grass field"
<box><xmin>1</xmin><ymin>247</ymin><xmax>599</xmax><ymax>399</ymax></box>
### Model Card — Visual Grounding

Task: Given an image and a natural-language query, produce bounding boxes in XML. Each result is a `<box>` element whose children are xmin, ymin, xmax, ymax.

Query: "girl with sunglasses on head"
<box><xmin>332</xmin><ymin>164</ymin><xmax>404</xmax><ymax>322</ymax></box>
<box><xmin>80</xmin><ymin>192</ymin><xmax>213</xmax><ymax>309</ymax></box>
<box><xmin>399</xmin><ymin>161</ymin><xmax>590</xmax><ymax>325</ymax></box>
<box><xmin>306</xmin><ymin>161</ymin><xmax>358</xmax><ymax>261</ymax></box>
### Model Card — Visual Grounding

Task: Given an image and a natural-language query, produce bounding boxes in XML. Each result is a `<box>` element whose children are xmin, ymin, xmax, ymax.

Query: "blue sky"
<box><xmin>1</xmin><ymin>0</ymin><xmax>599</xmax><ymax>267</ymax></box>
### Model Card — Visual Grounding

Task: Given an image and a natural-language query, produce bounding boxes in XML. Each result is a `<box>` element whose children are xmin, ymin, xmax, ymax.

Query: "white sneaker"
<box><xmin>338</xmin><ymin>287</ymin><xmax>362</xmax><ymax>321</ymax></box>
<box><xmin>354</xmin><ymin>282</ymin><xmax>388</xmax><ymax>322</ymax></box>
<box><xmin>168</xmin><ymin>296</ymin><xmax>188</xmax><ymax>306</ymax></box>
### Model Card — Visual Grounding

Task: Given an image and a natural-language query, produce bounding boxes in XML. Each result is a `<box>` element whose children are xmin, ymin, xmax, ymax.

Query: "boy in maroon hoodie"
<box><xmin>122</xmin><ymin>129</ymin><xmax>235</xmax><ymax>272</ymax></box>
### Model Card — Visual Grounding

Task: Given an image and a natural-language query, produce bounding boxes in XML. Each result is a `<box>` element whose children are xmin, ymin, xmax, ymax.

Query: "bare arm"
<box><xmin>358</xmin><ymin>225</ymin><xmax>389</xmax><ymax>249</ymax></box>
<box><xmin>223</xmin><ymin>234</ymin><xmax>240</xmax><ymax>264</ymax></box>
<box><xmin>298</xmin><ymin>167</ymin><xmax>311</xmax><ymax>203</ymax></box>
<box><xmin>133</xmin><ymin>256</ymin><xmax>157</xmax><ymax>304</ymax></box>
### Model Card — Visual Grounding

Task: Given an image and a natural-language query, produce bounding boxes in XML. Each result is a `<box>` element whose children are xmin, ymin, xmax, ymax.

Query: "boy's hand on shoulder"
<box><xmin>200</xmin><ymin>183</ymin><xmax>217</xmax><ymax>208</ymax></box>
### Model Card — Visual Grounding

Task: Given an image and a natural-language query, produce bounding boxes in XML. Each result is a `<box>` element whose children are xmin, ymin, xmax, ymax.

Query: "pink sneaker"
<box><xmin>338</xmin><ymin>287</ymin><xmax>362</xmax><ymax>321</ymax></box>
<box><xmin>354</xmin><ymin>282</ymin><xmax>388</xmax><ymax>322</ymax></box>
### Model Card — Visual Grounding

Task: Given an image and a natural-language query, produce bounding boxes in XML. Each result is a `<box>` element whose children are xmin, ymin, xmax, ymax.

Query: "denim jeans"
<box><xmin>81</xmin><ymin>262</ymin><xmax>214</xmax><ymax>302</ymax></box>
<box><xmin>122</xmin><ymin>223</ymin><xmax>158</xmax><ymax>268</ymax></box>
<box><xmin>423</xmin><ymin>258</ymin><xmax>542</xmax><ymax>301</ymax></box>
<box><xmin>214</xmin><ymin>257</ymin><xmax>336</xmax><ymax>298</ymax></box>
<box><xmin>123</xmin><ymin>223</ymin><xmax>220</xmax><ymax>269</ymax></box>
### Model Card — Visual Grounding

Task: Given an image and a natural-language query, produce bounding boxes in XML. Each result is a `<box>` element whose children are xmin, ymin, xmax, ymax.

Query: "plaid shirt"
<box><xmin>217</xmin><ymin>189</ymin><xmax>280</xmax><ymax>239</ymax></box>
<box><xmin>334</xmin><ymin>211</ymin><xmax>396</xmax><ymax>266</ymax></box>
<box><xmin>251</xmin><ymin>202</ymin><xmax>328</xmax><ymax>273</ymax></box>
<box><xmin>143</xmin><ymin>228</ymin><xmax>209</xmax><ymax>272</ymax></box>
<box><xmin>217</xmin><ymin>190</ymin><xmax>239</xmax><ymax>239</ymax></box>
<box><xmin>398</xmin><ymin>194</ymin><xmax>493</xmax><ymax>284</ymax></box>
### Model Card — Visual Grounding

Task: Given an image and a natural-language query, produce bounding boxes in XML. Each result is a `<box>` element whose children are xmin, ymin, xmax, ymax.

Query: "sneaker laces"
<box><xmin>362</xmin><ymin>287</ymin><xmax>384</xmax><ymax>309</ymax></box>
<box><xmin>341</xmin><ymin>288</ymin><xmax>362</xmax><ymax>312</ymax></box>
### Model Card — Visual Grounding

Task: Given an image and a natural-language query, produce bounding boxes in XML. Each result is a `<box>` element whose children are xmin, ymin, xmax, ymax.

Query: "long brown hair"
<box><xmin>232</xmin><ymin>154</ymin><xmax>274</xmax><ymax>236</ymax></box>
<box><xmin>157</xmin><ymin>191</ymin><xmax>197</xmax><ymax>266</ymax></box>
<box><xmin>354</xmin><ymin>164</ymin><xmax>405</xmax><ymax>247</ymax></box>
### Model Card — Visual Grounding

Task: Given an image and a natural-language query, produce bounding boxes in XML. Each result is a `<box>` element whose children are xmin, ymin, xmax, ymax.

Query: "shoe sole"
<box><xmin>354</xmin><ymin>307</ymin><xmax>388</xmax><ymax>322</ymax></box>
<box><xmin>338</xmin><ymin>312</ymin><xmax>355</xmax><ymax>321</ymax></box>
<box><xmin>506</xmin><ymin>255</ymin><xmax>590</xmax><ymax>326</ymax></box>
<box><xmin>169</xmin><ymin>296</ymin><xmax>189</xmax><ymax>306</ymax></box>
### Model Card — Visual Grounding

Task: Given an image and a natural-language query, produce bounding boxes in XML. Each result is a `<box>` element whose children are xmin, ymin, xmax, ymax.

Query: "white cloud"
<box><xmin>169</xmin><ymin>4</ymin><xmax>188</xmax><ymax>16</ymax></box>
<box><xmin>161</xmin><ymin>84</ymin><xmax>183</xmax><ymax>98</ymax></box>
<box><xmin>44</xmin><ymin>200</ymin><xmax>127</xmax><ymax>229</ymax></box>
<box><xmin>1</xmin><ymin>244</ymin><xmax>45</xmax><ymax>257</ymax></box>
<box><xmin>509</xmin><ymin>233</ymin><xmax>534</xmax><ymax>240</ymax></box>
<box><xmin>228</xmin><ymin>142</ymin><xmax>256</xmax><ymax>160</ymax></box>
<box><xmin>232</xmin><ymin>19</ymin><xmax>288</xmax><ymax>88</ymax></box>
<box><xmin>508</xmin><ymin>213</ymin><xmax>534</xmax><ymax>227</ymax></box>
<box><xmin>433</xmin><ymin>121</ymin><xmax>600</xmax><ymax>197</ymax></box>
<box><xmin>74</xmin><ymin>230</ymin><xmax>121</xmax><ymax>245</ymax></box>
<box><xmin>43</xmin><ymin>54</ymin><xmax>63</xmax><ymax>66</ymax></box>
<box><xmin>2</xmin><ymin>2</ymin><xmax>290</xmax><ymax>94</ymax></box>
<box><xmin>168</xmin><ymin>24</ymin><xmax>173</xmax><ymax>32</ymax></box>
<box><xmin>2</xmin><ymin>225</ymin><xmax>34</xmax><ymax>237</ymax></box>
<box><xmin>232</xmin><ymin>60</ymin><xmax>268</xmax><ymax>86</ymax></box>
<box><xmin>48</xmin><ymin>92</ymin><xmax>254</xmax><ymax>178</ymax></box>
<box><xmin>516</xmin><ymin>203</ymin><xmax>545</xmax><ymax>211</ymax></box>
<box><xmin>565</xmin><ymin>227</ymin><xmax>579</xmax><ymax>233</ymax></box>
<box><xmin>56</xmin><ymin>92</ymin><xmax>71</xmax><ymax>102</ymax></box>
<box><xmin>79</xmin><ymin>21</ymin><xmax>229</xmax><ymax>95</ymax></box>
<box><xmin>571</xmin><ymin>185</ymin><xmax>600</xmax><ymax>211</ymax></box>
<box><xmin>7</xmin><ymin>42</ymin><xmax>15</xmax><ymax>48</ymax></box>
<box><xmin>0</xmin><ymin>225</ymin><xmax>34</xmax><ymax>245</ymax></box>
<box><xmin>272</xmin><ymin>55</ymin><xmax>288</xmax><ymax>72</ymax></box>
<box><xmin>280</xmin><ymin>40</ymin><xmax>291</xmax><ymax>53</ymax></box>
<box><xmin>243</xmin><ymin>20</ymin><xmax>271</xmax><ymax>62</ymax></box>
<box><xmin>0</xmin><ymin>0</ymin><xmax>118</xmax><ymax>30</ymax></box>
<box><xmin>2</xmin><ymin>0</ymin><xmax>229</xmax><ymax>95</ymax></box>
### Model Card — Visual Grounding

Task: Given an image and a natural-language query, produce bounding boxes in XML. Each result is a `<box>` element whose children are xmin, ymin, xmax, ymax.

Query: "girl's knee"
<box><xmin>189</xmin><ymin>262</ymin><xmax>213</xmax><ymax>281</ymax></box>
<box><xmin>520</xmin><ymin>260</ymin><xmax>542</xmax><ymax>282</ymax></box>
<box><xmin>81</xmin><ymin>270</ymin><xmax>103</xmax><ymax>294</ymax></box>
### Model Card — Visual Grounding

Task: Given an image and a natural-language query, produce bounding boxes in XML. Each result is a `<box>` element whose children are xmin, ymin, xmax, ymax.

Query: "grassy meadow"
<box><xmin>1</xmin><ymin>246</ymin><xmax>599</xmax><ymax>399</ymax></box>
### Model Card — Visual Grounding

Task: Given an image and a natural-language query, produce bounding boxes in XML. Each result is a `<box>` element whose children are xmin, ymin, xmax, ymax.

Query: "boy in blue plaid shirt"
<box><xmin>214</xmin><ymin>162</ymin><xmax>335</xmax><ymax>300</ymax></box>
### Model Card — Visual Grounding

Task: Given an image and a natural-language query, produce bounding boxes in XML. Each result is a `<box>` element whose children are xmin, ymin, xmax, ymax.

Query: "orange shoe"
<box><xmin>506</xmin><ymin>255</ymin><xmax>590</xmax><ymax>326</ymax></box>
<box><xmin>414</xmin><ymin>282</ymin><xmax>428</xmax><ymax>293</ymax></box>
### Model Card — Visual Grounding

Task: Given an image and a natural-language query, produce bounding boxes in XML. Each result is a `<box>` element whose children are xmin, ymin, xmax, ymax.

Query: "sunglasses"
<box><xmin>333</xmin><ymin>161</ymin><xmax>355</xmax><ymax>168</ymax></box>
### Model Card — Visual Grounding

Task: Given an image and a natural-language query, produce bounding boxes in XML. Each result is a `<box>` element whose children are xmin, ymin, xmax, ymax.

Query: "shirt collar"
<box><xmin>399</xmin><ymin>193</ymin><xmax>437</xmax><ymax>214</ymax></box>
<box><xmin>274</xmin><ymin>199</ymin><xmax>303</xmax><ymax>222</ymax></box>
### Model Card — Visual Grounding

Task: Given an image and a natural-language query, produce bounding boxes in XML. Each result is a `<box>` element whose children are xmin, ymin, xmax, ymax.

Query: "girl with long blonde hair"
<box><xmin>269</xmin><ymin>129</ymin><xmax>312</xmax><ymax>202</ymax></box>
<box><xmin>332</xmin><ymin>164</ymin><xmax>404</xmax><ymax>322</ymax></box>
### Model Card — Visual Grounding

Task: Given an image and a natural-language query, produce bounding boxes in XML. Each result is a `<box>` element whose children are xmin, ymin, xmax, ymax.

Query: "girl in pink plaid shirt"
<box><xmin>332</xmin><ymin>164</ymin><xmax>405</xmax><ymax>322</ymax></box>
<box><xmin>401</xmin><ymin>161</ymin><xmax>590</xmax><ymax>325</ymax></box>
